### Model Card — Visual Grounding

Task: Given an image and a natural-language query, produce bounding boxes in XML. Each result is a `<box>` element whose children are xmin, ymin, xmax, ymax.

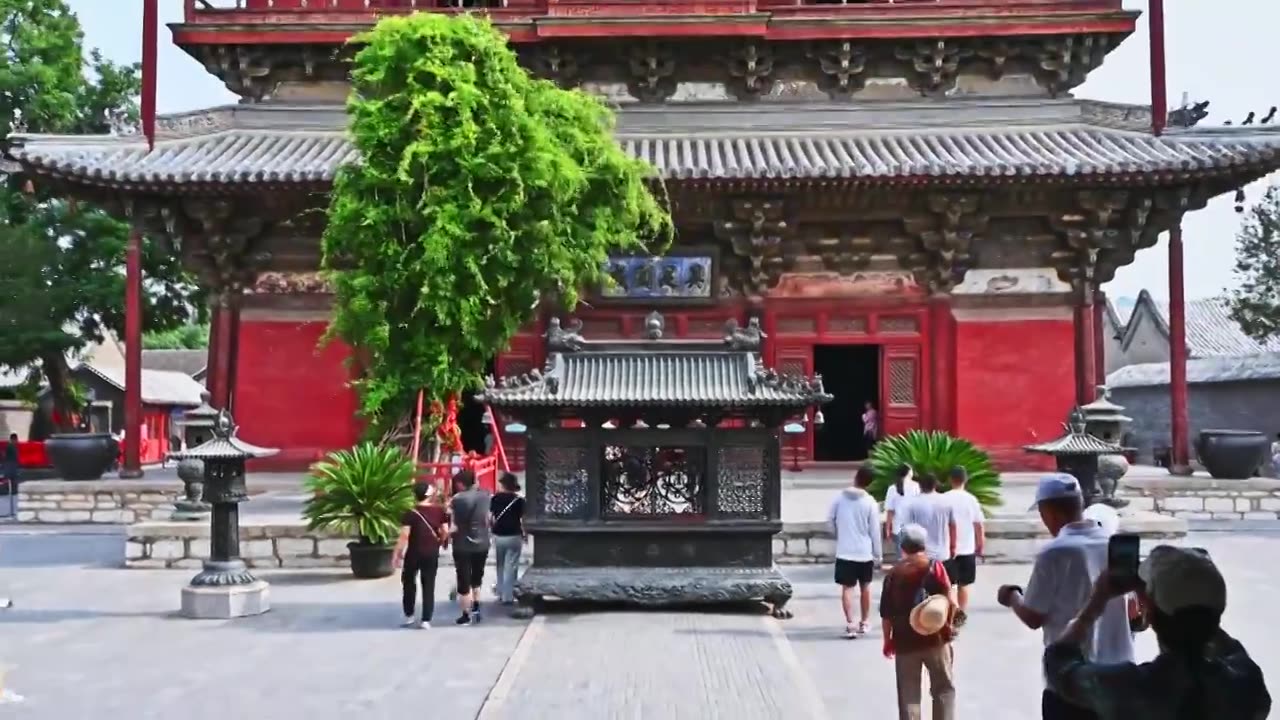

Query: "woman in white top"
<box><xmin>882</xmin><ymin>463</ymin><xmax>920</xmax><ymax>542</ymax></box>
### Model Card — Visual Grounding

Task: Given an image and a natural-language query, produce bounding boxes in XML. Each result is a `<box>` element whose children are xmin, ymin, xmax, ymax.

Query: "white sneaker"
<box><xmin>420</xmin><ymin>621</ymin><xmax>431</xmax><ymax>630</ymax></box>
<box><xmin>402</xmin><ymin>615</ymin><xmax>419</xmax><ymax>628</ymax></box>
<box><xmin>0</xmin><ymin>597</ymin><xmax>11</xmax><ymax>609</ymax></box>
<box><xmin>858</xmin><ymin>621</ymin><xmax>871</xmax><ymax>636</ymax></box>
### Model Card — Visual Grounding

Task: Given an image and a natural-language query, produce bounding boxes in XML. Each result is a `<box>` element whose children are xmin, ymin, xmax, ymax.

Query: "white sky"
<box><xmin>66</xmin><ymin>0</ymin><xmax>1279</xmax><ymax>302</ymax></box>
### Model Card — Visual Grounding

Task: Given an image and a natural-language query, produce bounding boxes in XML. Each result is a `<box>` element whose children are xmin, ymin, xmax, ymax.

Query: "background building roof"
<box><xmin>141</xmin><ymin>349</ymin><xmax>207</xmax><ymax>379</ymax></box>
<box><xmin>77</xmin><ymin>364</ymin><xmax>206</xmax><ymax>407</ymax></box>
<box><xmin>1107</xmin><ymin>352</ymin><xmax>1280</xmax><ymax>388</ymax></box>
<box><xmin>1124</xmin><ymin>289</ymin><xmax>1280</xmax><ymax>358</ymax></box>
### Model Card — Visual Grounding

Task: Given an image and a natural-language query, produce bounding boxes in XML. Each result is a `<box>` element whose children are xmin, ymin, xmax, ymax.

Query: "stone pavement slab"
<box><xmin>2</xmin><ymin>532</ymin><xmax>1278</xmax><ymax>719</ymax></box>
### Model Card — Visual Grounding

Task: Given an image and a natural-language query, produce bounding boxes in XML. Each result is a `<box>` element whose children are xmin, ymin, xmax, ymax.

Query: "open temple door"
<box><xmin>879</xmin><ymin>345</ymin><xmax>922</xmax><ymax>439</ymax></box>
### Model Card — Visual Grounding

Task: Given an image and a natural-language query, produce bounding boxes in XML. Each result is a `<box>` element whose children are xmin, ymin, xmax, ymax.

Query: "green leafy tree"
<box><xmin>322</xmin><ymin>14</ymin><xmax>672</xmax><ymax>436</ymax></box>
<box><xmin>0</xmin><ymin>0</ymin><xmax>201</xmax><ymax>431</ymax></box>
<box><xmin>1228</xmin><ymin>185</ymin><xmax>1280</xmax><ymax>345</ymax></box>
<box><xmin>143</xmin><ymin>324</ymin><xmax>210</xmax><ymax>350</ymax></box>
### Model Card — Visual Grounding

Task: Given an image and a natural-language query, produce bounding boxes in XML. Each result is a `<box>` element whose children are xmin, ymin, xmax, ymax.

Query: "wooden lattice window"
<box><xmin>887</xmin><ymin>357</ymin><xmax>916</xmax><ymax>405</ymax></box>
<box><xmin>827</xmin><ymin>315</ymin><xmax>867</xmax><ymax>333</ymax></box>
<box><xmin>879</xmin><ymin>316</ymin><xmax>919</xmax><ymax>333</ymax></box>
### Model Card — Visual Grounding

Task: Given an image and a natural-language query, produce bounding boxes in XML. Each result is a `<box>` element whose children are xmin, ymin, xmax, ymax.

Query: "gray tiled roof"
<box><xmin>482</xmin><ymin>351</ymin><xmax>830</xmax><ymax>408</ymax></box>
<box><xmin>1024</xmin><ymin>432</ymin><xmax>1125</xmax><ymax>455</ymax></box>
<box><xmin>1150</xmin><ymin>296</ymin><xmax>1280</xmax><ymax>358</ymax></box>
<box><xmin>13</xmin><ymin>124</ymin><xmax>1280</xmax><ymax>187</ymax></box>
<box><xmin>1107</xmin><ymin>353</ymin><xmax>1280</xmax><ymax>388</ymax></box>
<box><xmin>78</xmin><ymin>364</ymin><xmax>206</xmax><ymax>407</ymax></box>
<box><xmin>142</xmin><ymin>349</ymin><xmax>207</xmax><ymax>379</ymax></box>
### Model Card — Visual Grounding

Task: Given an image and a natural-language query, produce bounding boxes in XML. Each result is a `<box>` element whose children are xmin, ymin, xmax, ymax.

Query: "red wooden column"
<box><xmin>928</xmin><ymin>294</ymin><xmax>955</xmax><ymax>432</ymax></box>
<box><xmin>1093</xmin><ymin>290</ymin><xmax>1107</xmax><ymax>388</ymax></box>
<box><xmin>1168</xmin><ymin>225</ymin><xmax>1191</xmax><ymax>473</ymax></box>
<box><xmin>208</xmin><ymin>295</ymin><xmax>238</xmax><ymax>410</ymax></box>
<box><xmin>120</xmin><ymin>228</ymin><xmax>144</xmax><ymax>478</ymax></box>
<box><xmin>1072</xmin><ymin>287</ymin><xmax>1097</xmax><ymax>406</ymax></box>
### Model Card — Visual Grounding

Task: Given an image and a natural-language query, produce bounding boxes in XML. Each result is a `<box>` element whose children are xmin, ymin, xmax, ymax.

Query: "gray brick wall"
<box><xmin>1110</xmin><ymin>380</ymin><xmax>1280</xmax><ymax>474</ymax></box>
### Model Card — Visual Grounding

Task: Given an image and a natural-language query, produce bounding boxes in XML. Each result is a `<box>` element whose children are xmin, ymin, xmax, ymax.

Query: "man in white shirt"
<box><xmin>944</xmin><ymin>466</ymin><xmax>985</xmax><ymax>622</ymax></box>
<box><xmin>996</xmin><ymin>474</ymin><xmax>1134</xmax><ymax>720</ymax></box>
<box><xmin>883</xmin><ymin>463</ymin><xmax>920</xmax><ymax>545</ymax></box>
<box><xmin>898</xmin><ymin>472</ymin><xmax>954</xmax><ymax>562</ymax></box>
<box><xmin>828</xmin><ymin>467</ymin><xmax>882</xmax><ymax>638</ymax></box>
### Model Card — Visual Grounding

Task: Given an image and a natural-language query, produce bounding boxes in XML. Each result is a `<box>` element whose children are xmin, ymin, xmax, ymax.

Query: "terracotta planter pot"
<box><xmin>1196</xmin><ymin>429</ymin><xmax>1269</xmax><ymax>480</ymax></box>
<box><xmin>45</xmin><ymin>433</ymin><xmax>118</xmax><ymax>481</ymax></box>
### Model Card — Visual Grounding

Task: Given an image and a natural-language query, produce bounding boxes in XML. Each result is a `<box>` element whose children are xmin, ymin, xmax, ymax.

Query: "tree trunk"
<box><xmin>41</xmin><ymin>352</ymin><xmax>78</xmax><ymax>433</ymax></box>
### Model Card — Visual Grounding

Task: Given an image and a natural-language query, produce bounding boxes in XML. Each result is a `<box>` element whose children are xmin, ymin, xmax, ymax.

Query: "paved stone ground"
<box><xmin>1</xmin><ymin>530</ymin><xmax>1277</xmax><ymax>719</ymax></box>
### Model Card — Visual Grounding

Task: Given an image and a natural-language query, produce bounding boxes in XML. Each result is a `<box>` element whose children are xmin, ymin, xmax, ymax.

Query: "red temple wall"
<box><xmin>235</xmin><ymin>314</ymin><xmax>361</xmax><ymax>471</ymax></box>
<box><xmin>953</xmin><ymin>307</ymin><xmax>1075</xmax><ymax>470</ymax></box>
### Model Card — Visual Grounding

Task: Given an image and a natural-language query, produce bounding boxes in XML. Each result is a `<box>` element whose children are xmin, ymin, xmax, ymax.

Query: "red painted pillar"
<box><xmin>121</xmin><ymin>229</ymin><xmax>144</xmax><ymax>478</ymax></box>
<box><xmin>227</xmin><ymin>304</ymin><xmax>242</xmax><ymax>414</ymax></box>
<box><xmin>205</xmin><ymin>303</ymin><xmax>222</xmax><ymax>403</ymax></box>
<box><xmin>1093</xmin><ymin>290</ymin><xmax>1107</xmax><ymax>388</ymax></box>
<box><xmin>1073</xmin><ymin>291</ymin><xmax>1097</xmax><ymax>407</ymax></box>
<box><xmin>1168</xmin><ymin>225</ymin><xmax>1191</xmax><ymax>473</ymax></box>
<box><xmin>928</xmin><ymin>295</ymin><xmax>955</xmax><ymax>432</ymax></box>
<box><xmin>1149</xmin><ymin>0</ymin><xmax>1167</xmax><ymax>136</ymax></box>
<box><xmin>209</xmin><ymin>296</ymin><xmax>236</xmax><ymax>410</ymax></box>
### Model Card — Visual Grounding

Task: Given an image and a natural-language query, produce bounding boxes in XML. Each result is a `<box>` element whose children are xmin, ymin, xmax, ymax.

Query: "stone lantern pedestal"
<box><xmin>170</xmin><ymin>392</ymin><xmax>218</xmax><ymax>522</ymax></box>
<box><xmin>168</xmin><ymin>408</ymin><xmax>278</xmax><ymax>619</ymax></box>
<box><xmin>1024</xmin><ymin>408</ymin><xmax>1126</xmax><ymax>508</ymax></box>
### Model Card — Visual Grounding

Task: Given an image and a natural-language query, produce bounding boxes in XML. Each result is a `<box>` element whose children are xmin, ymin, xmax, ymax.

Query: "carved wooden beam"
<box><xmin>1028</xmin><ymin>34</ymin><xmax>1114</xmax><ymax>98</ymax></box>
<box><xmin>626</xmin><ymin>41</ymin><xmax>678</xmax><ymax>103</ymax></box>
<box><xmin>712</xmin><ymin>197</ymin><xmax>795</xmax><ymax>299</ymax></box>
<box><xmin>519</xmin><ymin>44</ymin><xmax>584</xmax><ymax>89</ymax></box>
<box><xmin>895</xmin><ymin>39</ymin><xmax>972</xmax><ymax>96</ymax></box>
<box><xmin>808</xmin><ymin>41</ymin><xmax>869</xmax><ymax>100</ymax></box>
<box><xmin>186</xmin><ymin>44</ymin><xmax>346</xmax><ymax>103</ymax></box>
<box><xmin>1046</xmin><ymin>189</ymin><xmax>1161</xmax><ymax>294</ymax></box>
<box><xmin>726</xmin><ymin>42</ymin><xmax>775</xmax><ymax>101</ymax></box>
<box><xmin>897</xmin><ymin>193</ymin><xmax>988</xmax><ymax>294</ymax></box>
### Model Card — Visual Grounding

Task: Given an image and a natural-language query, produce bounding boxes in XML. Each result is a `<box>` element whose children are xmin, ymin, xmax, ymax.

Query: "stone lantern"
<box><xmin>168</xmin><ymin>408</ymin><xmax>277</xmax><ymax>619</ymax></box>
<box><xmin>170</xmin><ymin>392</ymin><xmax>218</xmax><ymax>521</ymax></box>
<box><xmin>1024</xmin><ymin>407</ymin><xmax>1127</xmax><ymax>508</ymax></box>
<box><xmin>1080</xmin><ymin>385</ymin><xmax>1134</xmax><ymax>506</ymax></box>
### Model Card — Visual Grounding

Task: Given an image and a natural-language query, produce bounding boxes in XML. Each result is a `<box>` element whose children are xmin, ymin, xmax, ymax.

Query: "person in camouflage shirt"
<box><xmin>1044</xmin><ymin>546</ymin><xmax>1270</xmax><ymax>720</ymax></box>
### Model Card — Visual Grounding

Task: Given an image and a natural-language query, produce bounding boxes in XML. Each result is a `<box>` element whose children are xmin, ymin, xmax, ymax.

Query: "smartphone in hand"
<box><xmin>1107</xmin><ymin>533</ymin><xmax>1142</xmax><ymax>593</ymax></box>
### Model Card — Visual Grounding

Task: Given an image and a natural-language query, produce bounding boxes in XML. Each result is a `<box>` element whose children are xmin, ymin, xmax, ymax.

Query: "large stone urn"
<box><xmin>45</xmin><ymin>433</ymin><xmax>118</xmax><ymax>481</ymax></box>
<box><xmin>1196</xmin><ymin>430</ymin><xmax>1269</xmax><ymax>480</ymax></box>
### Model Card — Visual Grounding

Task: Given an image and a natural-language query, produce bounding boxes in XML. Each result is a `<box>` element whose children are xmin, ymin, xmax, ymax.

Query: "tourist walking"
<box><xmin>3</xmin><ymin>433</ymin><xmax>18</xmax><ymax>487</ymax></box>
<box><xmin>944</xmin><ymin>466</ymin><xmax>984</xmax><ymax>624</ymax></box>
<box><xmin>450</xmin><ymin>469</ymin><xmax>492</xmax><ymax>625</ymax></box>
<box><xmin>880</xmin><ymin>524</ymin><xmax>956</xmax><ymax>720</ymax></box>
<box><xmin>1044</xmin><ymin>545</ymin><xmax>1271</xmax><ymax>719</ymax></box>
<box><xmin>393</xmin><ymin>482</ymin><xmax>450</xmax><ymax>629</ymax></box>
<box><xmin>997</xmin><ymin>474</ymin><xmax>1133</xmax><ymax>720</ymax></box>
<box><xmin>490</xmin><ymin>472</ymin><xmax>526</xmax><ymax>606</ymax></box>
<box><xmin>828</xmin><ymin>466</ymin><xmax>882</xmax><ymax>638</ymax></box>
<box><xmin>899</xmin><ymin>472</ymin><xmax>955</xmax><ymax>563</ymax></box>
<box><xmin>861</xmin><ymin>401</ymin><xmax>879</xmax><ymax>446</ymax></box>
<box><xmin>883</xmin><ymin>464</ymin><xmax>920</xmax><ymax>546</ymax></box>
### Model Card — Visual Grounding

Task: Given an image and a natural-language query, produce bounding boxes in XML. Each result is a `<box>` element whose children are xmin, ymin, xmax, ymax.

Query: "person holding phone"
<box><xmin>1043</xmin><ymin>546</ymin><xmax>1271</xmax><ymax>719</ymax></box>
<box><xmin>996</xmin><ymin>474</ymin><xmax>1133</xmax><ymax>720</ymax></box>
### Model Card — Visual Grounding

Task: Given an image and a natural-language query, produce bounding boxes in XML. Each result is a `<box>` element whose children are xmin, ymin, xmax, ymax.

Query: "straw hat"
<box><xmin>909</xmin><ymin>594</ymin><xmax>951</xmax><ymax>636</ymax></box>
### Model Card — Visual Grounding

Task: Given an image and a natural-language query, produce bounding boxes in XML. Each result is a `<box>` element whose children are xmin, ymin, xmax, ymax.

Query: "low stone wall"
<box><xmin>1120</xmin><ymin>477</ymin><xmax>1280</xmax><ymax>521</ymax></box>
<box><xmin>126</xmin><ymin>512</ymin><xmax>1187</xmax><ymax>569</ymax></box>
<box><xmin>773</xmin><ymin>512</ymin><xmax>1187</xmax><ymax>565</ymax></box>
<box><xmin>16</xmin><ymin>479</ymin><xmax>183</xmax><ymax>524</ymax></box>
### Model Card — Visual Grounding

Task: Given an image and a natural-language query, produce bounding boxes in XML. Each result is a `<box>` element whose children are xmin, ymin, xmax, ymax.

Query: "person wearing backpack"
<box><xmin>393</xmin><ymin>482</ymin><xmax>450</xmax><ymax>629</ymax></box>
<box><xmin>490</xmin><ymin>472</ymin><xmax>527</xmax><ymax>606</ymax></box>
<box><xmin>880</xmin><ymin>524</ymin><xmax>957</xmax><ymax>720</ymax></box>
<box><xmin>1044</xmin><ymin>545</ymin><xmax>1270</xmax><ymax>719</ymax></box>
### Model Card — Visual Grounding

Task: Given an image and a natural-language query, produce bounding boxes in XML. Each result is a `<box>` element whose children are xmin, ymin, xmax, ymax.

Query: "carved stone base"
<box><xmin>514</xmin><ymin>565</ymin><xmax>794</xmax><ymax>618</ymax></box>
<box><xmin>180</xmin><ymin>580</ymin><xmax>270</xmax><ymax>619</ymax></box>
<box><xmin>190</xmin><ymin>559</ymin><xmax>259</xmax><ymax>587</ymax></box>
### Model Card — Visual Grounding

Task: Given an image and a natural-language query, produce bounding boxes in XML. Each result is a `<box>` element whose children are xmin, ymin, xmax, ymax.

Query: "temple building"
<box><xmin>10</xmin><ymin>1</ymin><xmax>1280</xmax><ymax>471</ymax></box>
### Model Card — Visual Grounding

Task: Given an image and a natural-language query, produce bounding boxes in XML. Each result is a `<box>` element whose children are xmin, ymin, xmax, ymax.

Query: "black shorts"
<box><xmin>834</xmin><ymin>559</ymin><xmax>874</xmax><ymax>587</ymax></box>
<box><xmin>453</xmin><ymin>549</ymin><xmax>488</xmax><ymax>595</ymax></box>
<box><xmin>945</xmin><ymin>555</ymin><xmax>977</xmax><ymax>586</ymax></box>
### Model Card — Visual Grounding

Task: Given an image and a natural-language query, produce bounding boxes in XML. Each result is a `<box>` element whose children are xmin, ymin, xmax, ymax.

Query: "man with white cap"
<box><xmin>1042</xmin><ymin>545</ymin><xmax>1271</xmax><ymax>719</ymax></box>
<box><xmin>996</xmin><ymin>474</ymin><xmax>1133</xmax><ymax>720</ymax></box>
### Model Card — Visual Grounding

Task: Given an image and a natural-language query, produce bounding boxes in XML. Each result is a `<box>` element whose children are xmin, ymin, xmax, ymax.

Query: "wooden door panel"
<box><xmin>775</xmin><ymin>344</ymin><xmax>814</xmax><ymax>462</ymax></box>
<box><xmin>880</xmin><ymin>345</ymin><xmax>922</xmax><ymax>438</ymax></box>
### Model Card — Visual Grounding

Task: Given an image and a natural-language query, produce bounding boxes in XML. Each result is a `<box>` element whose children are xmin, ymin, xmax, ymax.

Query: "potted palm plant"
<box><xmin>303</xmin><ymin>442</ymin><xmax>417</xmax><ymax>578</ymax></box>
<box><xmin>867</xmin><ymin>430</ymin><xmax>1003</xmax><ymax>511</ymax></box>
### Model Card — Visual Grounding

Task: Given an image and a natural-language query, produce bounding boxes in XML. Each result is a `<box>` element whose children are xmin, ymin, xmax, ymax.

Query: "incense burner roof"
<box><xmin>10</xmin><ymin>99</ymin><xmax>1280</xmax><ymax>191</ymax></box>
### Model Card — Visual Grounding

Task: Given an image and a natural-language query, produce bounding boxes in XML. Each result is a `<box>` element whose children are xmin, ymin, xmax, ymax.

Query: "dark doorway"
<box><xmin>813</xmin><ymin>345</ymin><xmax>880</xmax><ymax>462</ymax></box>
<box><xmin>459</xmin><ymin>360</ymin><xmax>497</xmax><ymax>455</ymax></box>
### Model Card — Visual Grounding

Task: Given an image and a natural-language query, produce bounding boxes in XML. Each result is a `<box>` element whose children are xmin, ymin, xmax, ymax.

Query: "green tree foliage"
<box><xmin>0</xmin><ymin>0</ymin><xmax>201</xmax><ymax>429</ymax></box>
<box><xmin>1228</xmin><ymin>185</ymin><xmax>1280</xmax><ymax>345</ymax></box>
<box><xmin>143</xmin><ymin>323</ymin><xmax>210</xmax><ymax>350</ymax></box>
<box><xmin>322</xmin><ymin>14</ymin><xmax>671</xmax><ymax>434</ymax></box>
<box><xmin>866</xmin><ymin>430</ymin><xmax>1003</xmax><ymax>510</ymax></box>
